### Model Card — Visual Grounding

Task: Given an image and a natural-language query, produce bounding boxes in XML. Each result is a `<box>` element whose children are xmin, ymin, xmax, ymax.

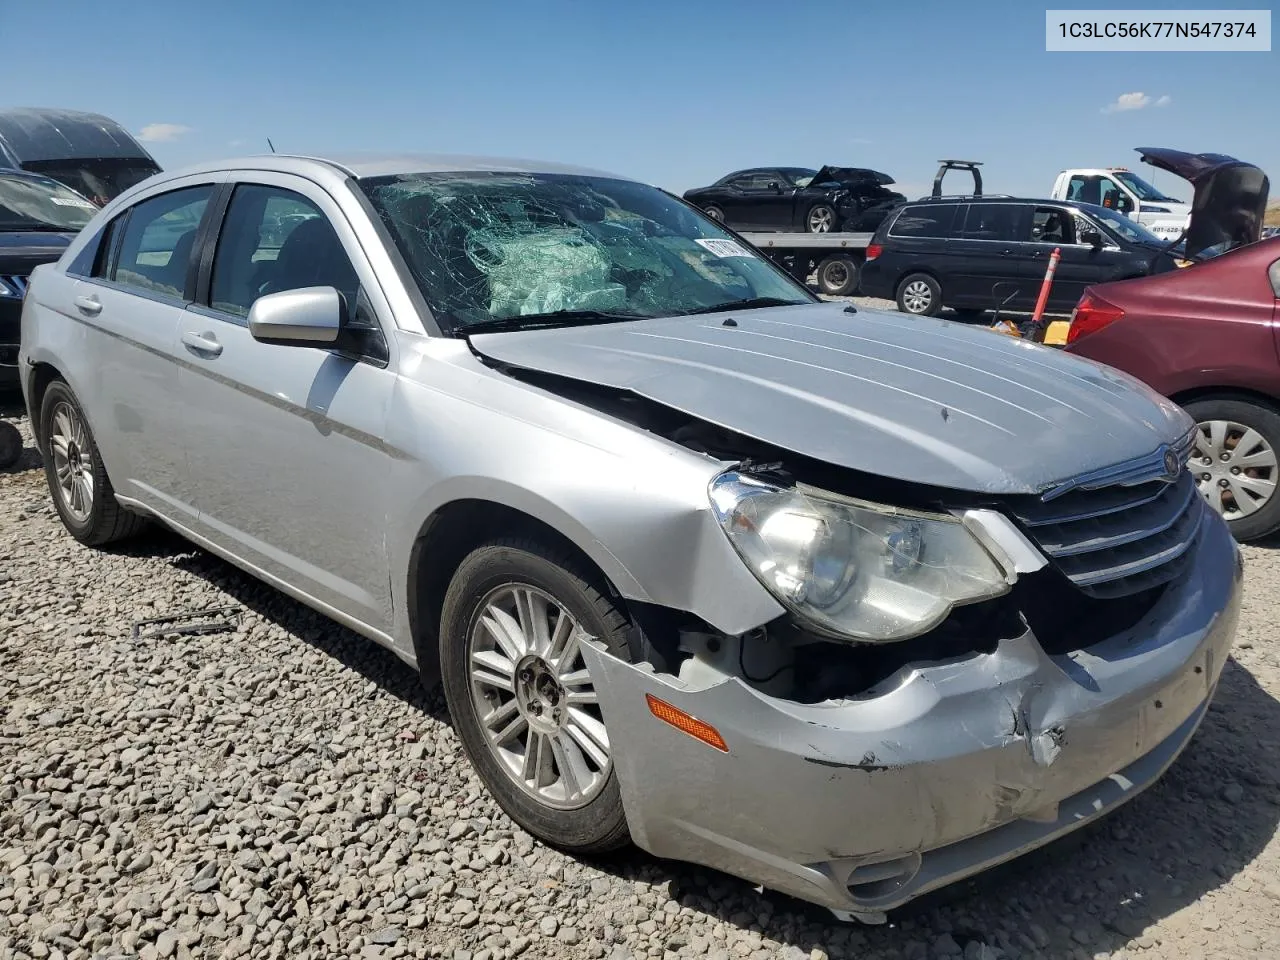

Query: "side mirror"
<box><xmin>248</xmin><ymin>286</ymin><xmax>345</xmax><ymax>347</ymax></box>
<box><xmin>1080</xmin><ymin>227</ymin><xmax>1104</xmax><ymax>248</ymax></box>
<box><xmin>767</xmin><ymin>181</ymin><xmax>781</xmax><ymax>192</ymax></box>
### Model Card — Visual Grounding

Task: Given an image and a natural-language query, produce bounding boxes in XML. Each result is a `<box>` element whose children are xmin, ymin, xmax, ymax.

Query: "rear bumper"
<box><xmin>583</xmin><ymin>504</ymin><xmax>1241</xmax><ymax>919</ymax></box>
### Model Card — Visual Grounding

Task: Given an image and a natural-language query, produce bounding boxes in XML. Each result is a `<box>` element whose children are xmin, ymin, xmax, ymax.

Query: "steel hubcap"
<box><xmin>902</xmin><ymin>281</ymin><xmax>932</xmax><ymax>313</ymax></box>
<box><xmin>467</xmin><ymin>584</ymin><xmax>610</xmax><ymax>809</ymax></box>
<box><xmin>823</xmin><ymin>262</ymin><xmax>850</xmax><ymax>288</ymax></box>
<box><xmin>809</xmin><ymin>208</ymin><xmax>833</xmax><ymax>232</ymax></box>
<box><xmin>49</xmin><ymin>402</ymin><xmax>94</xmax><ymax>523</ymax></box>
<box><xmin>1192</xmin><ymin>419</ymin><xmax>1277</xmax><ymax>520</ymax></box>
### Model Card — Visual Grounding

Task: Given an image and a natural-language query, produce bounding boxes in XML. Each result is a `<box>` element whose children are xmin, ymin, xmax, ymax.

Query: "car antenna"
<box><xmin>267</xmin><ymin>138</ymin><xmax>276</xmax><ymax>154</ymax></box>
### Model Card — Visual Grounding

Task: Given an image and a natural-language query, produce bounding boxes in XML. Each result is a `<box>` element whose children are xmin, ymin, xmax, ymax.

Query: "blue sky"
<box><xmin>4</xmin><ymin>0</ymin><xmax>1276</xmax><ymax>199</ymax></box>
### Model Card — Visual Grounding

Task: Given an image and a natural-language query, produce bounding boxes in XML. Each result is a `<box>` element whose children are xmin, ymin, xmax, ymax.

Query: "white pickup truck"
<box><xmin>1050</xmin><ymin>163</ymin><xmax>1191</xmax><ymax>241</ymax></box>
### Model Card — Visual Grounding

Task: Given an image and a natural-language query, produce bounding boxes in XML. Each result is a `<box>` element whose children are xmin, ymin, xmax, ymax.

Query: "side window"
<box><xmin>1066</xmin><ymin>176</ymin><xmax>1087</xmax><ymax>201</ymax></box>
<box><xmin>1029</xmin><ymin>208</ymin><xmax>1073</xmax><ymax>244</ymax></box>
<box><xmin>111</xmin><ymin>186</ymin><xmax>213</xmax><ymax>299</ymax></box>
<box><xmin>66</xmin><ymin>226</ymin><xmax>107</xmax><ymax>278</ymax></box>
<box><xmin>960</xmin><ymin>203</ymin><xmax>1019</xmax><ymax>241</ymax></box>
<box><xmin>209</xmin><ymin>184</ymin><xmax>360</xmax><ymax>319</ymax></box>
<box><xmin>888</xmin><ymin>204</ymin><xmax>957</xmax><ymax>238</ymax></box>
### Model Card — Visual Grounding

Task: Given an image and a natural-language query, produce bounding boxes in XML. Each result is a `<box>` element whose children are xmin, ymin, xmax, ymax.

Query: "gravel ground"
<box><xmin>3</xmin><ymin>393</ymin><xmax>1280</xmax><ymax>960</ymax></box>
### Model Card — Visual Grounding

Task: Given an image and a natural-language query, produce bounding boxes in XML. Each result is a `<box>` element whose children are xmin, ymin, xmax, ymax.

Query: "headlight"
<box><xmin>710</xmin><ymin>472</ymin><xmax>1012</xmax><ymax>641</ymax></box>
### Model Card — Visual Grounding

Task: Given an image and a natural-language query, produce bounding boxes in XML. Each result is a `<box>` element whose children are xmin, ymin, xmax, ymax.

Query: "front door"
<box><xmin>1022</xmin><ymin>208</ymin><xmax>1130</xmax><ymax>312</ymax></box>
<box><xmin>174</xmin><ymin>176</ymin><xmax>398</xmax><ymax>634</ymax></box>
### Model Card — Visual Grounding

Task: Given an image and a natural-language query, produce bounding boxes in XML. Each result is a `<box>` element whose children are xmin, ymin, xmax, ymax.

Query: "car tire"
<box><xmin>805</xmin><ymin>203</ymin><xmax>837</xmax><ymax>234</ymax></box>
<box><xmin>1182</xmin><ymin>396</ymin><xmax>1280</xmax><ymax>542</ymax></box>
<box><xmin>703</xmin><ymin>204</ymin><xmax>725</xmax><ymax>223</ymax></box>
<box><xmin>816</xmin><ymin>255</ymin><xmax>860</xmax><ymax>296</ymax></box>
<box><xmin>896</xmin><ymin>273</ymin><xmax>942</xmax><ymax>317</ymax></box>
<box><xmin>0</xmin><ymin>420</ymin><xmax>21</xmax><ymax>470</ymax></box>
<box><xmin>39</xmin><ymin>380</ymin><xmax>146</xmax><ymax>546</ymax></box>
<box><xmin>438</xmin><ymin>537</ymin><xmax>633</xmax><ymax>854</ymax></box>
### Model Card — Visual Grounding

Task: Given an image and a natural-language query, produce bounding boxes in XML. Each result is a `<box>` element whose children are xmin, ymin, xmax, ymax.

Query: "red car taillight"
<box><xmin>865</xmin><ymin>243</ymin><xmax>883</xmax><ymax>261</ymax></box>
<box><xmin>1066</xmin><ymin>291</ymin><xmax>1125</xmax><ymax>344</ymax></box>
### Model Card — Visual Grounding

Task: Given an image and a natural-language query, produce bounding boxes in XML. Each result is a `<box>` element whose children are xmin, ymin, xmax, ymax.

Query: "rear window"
<box><xmin>888</xmin><ymin>204</ymin><xmax>957</xmax><ymax>238</ymax></box>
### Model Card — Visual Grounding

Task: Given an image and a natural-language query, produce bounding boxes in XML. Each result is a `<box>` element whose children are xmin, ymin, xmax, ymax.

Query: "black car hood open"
<box><xmin>1136</xmin><ymin>147</ymin><xmax>1269</xmax><ymax>258</ymax></box>
<box><xmin>809</xmin><ymin>165</ymin><xmax>896</xmax><ymax>188</ymax></box>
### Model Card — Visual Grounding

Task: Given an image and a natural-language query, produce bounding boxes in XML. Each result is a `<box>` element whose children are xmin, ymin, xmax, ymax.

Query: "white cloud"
<box><xmin>1101</xmin><ymin>92</ymin><xmax>1172</xmax><ymax>114</ymax></box>
<box><xmin>137</xmin><ymin>123</ymin><xmax>192</xmax><ymax>143</ymax></box>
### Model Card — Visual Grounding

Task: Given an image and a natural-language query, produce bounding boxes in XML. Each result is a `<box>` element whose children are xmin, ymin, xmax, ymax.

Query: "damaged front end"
<box><xmin>581</xmin><ymin>499</ymin><xmax>1240</xmax><ymax>920</ymax></box>
<box><xmin>482</xmin><ymin>367</ymin><xmax>1242</xmax><ymax>921</ymax></box>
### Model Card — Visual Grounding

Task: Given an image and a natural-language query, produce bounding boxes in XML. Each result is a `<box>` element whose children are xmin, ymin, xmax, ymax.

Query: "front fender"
<box><xmin>383</xmin><ymin>357</ymin><xmax>785</xmax><ymax>648</ymax></box>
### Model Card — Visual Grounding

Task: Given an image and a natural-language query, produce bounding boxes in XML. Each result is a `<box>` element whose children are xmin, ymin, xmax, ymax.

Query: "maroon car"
<box><xmin>1065</xmin><ymin>236</ymin><xmax>1280</xmax><ymax>540</ymax></box>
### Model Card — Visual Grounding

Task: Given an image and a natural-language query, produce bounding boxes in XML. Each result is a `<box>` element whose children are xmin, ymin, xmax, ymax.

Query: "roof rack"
<box><xmin>932</xmin><ymin>160</ymin><xmax>983</xmax><ymax>198</ymax></box>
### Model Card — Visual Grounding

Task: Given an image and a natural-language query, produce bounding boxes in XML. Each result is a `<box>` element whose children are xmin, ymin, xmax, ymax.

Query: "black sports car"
<box><xmin>682</xmin><ymin>166</ymin><xmax>906</xmax><ymax>234</ymax></box>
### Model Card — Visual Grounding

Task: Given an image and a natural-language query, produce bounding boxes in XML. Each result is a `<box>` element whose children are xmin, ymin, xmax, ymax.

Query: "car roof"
<box><xmin>153</xmin><ymin>152</ymin><xmax>631</xmax><ymax>183</ymax></box>
<box><xmin>904</xmin><ymin>196</ymin><xmax>1083</xmax><ymax>208</ymax></box>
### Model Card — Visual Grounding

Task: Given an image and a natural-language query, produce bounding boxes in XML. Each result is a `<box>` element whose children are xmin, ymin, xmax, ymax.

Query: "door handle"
<box><xmin>181</xmin><ymin>331</ymin><xmax>223</xmax><ymax>357</ymax></box>
<box><xmin>74</xmin><ymin>295</ymin><xmax>102</xmax><ymax>316</ymax></box>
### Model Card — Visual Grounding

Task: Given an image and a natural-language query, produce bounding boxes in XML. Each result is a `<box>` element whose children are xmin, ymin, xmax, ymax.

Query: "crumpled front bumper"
<box><xmin>581</xmin><ymin>505</ymin><xmax>1242</xmax><ymax>920</ymax></box>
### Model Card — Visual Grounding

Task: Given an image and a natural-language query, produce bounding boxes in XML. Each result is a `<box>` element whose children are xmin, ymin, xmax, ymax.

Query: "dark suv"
<box><xmin>1</xmin><ymin>169</ymin><xmax>95</xmax><ymax>385</ymax></box>
<box><xmin>858</xmin><ymin>196</ymin><xmax>1181</xmax><ymax>317</ymax></box>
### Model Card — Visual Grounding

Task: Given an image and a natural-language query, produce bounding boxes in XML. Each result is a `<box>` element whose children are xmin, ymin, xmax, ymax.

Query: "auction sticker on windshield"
<box><xmin>695</xmin><ymin>238</ymin><xmax>753</xmax><ymax>258</ymax></box>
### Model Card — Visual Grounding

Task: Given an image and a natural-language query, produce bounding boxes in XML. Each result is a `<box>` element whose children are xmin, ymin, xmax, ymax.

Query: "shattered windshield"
<box><xmin>359</xmin><ymin>171</ymin><xmax>814</xmax><ymax>333</ymax></box>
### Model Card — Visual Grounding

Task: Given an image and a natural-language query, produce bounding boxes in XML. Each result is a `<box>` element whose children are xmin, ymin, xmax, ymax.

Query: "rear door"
<box><xmin>66</xmin><ymin>177</ymin><xmax>221</xmax><ymax>517</ymax></box>
<box><xmin>949</xmin><ymin>202</ymin><xmax>1031</xmax><ymax>309</ymax></box>
<box><xmin>173</xmin><ymin>173</ymin><xmax>399</xmax><ymax>632</ymax></box>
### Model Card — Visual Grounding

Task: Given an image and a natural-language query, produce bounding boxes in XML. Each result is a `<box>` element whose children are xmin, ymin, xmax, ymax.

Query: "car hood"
<box><xmin>0</xmin><ymin>229</ymin><xmax>74</xmax><ymax>272</ymax></box>
<box><xmin>470</xmin><ymin>302</ymin><xmax>1191</xmax><ymax>495</ymax></box>
<box><xmin>1135</xmin><ymin>147</ymin><xmax>1269</xmax><ymax>258</ymax></box>
<box><xmin>810</xmin><ymin>165</ymin><xmax>896</xmax><ymax>188</ymax></box>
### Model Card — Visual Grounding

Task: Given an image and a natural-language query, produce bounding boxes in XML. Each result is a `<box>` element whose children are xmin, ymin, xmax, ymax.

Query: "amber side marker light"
<box><xmin>645</xmin><ymin>694</ymin><xmax>729</xmax><ymax>752</ymax></box>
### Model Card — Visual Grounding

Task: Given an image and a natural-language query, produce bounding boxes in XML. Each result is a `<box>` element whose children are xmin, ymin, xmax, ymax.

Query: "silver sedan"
<box><xmin>19</xmin><ymin>154</ymin><xmax>1240</xmax><ymax>922</ymax></box>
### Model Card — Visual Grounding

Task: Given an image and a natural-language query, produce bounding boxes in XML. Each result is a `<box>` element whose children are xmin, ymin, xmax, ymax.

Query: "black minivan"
<box><xmin>858</xmin><ymin>196</ymin><xmax>1181</xmax><ymax>317</ymax></box>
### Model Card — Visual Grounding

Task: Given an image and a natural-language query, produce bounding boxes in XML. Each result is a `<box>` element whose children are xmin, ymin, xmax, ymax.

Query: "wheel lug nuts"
<box><xmin>1220</xmin><ymin>453</ymin><xmax>1231</xmax><ymax>462</ymax></box>
<box><xmin>528</xmin><ymin>701</ymin><xmax>542</xmax><ymax>715</ymax></box>
<box><xmin>1218</xmin><ymin>478</ymin><xmax>1230</xmax><ymax>488</ymax></box>
<box><xmin>1231</xmin><ymin>467</ymin><xmax>1241</xmax><ymax>475</ymax></box>
<box><xmin>519</xmin><ymin>669</ymin><xmax>534</xmax><ymax>683</ymax></box>
<box><xmin>1202</xmin><ymin>473</ymin><xmax>1212</xmax><ymax>481</ymax></box>
<box><xmin>1202</xmin><ymin>457</ymin><xmax>1212</xmax><ymax>465</ymax></box>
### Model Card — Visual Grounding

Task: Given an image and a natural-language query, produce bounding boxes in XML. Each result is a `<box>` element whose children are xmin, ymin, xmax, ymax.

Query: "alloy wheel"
<box><xmin>902</xmin><ymin>280</ymin><xmax>933</xmax><ymax>313</ymax></box>
<box><xmin>467</xmin><ymin>584</ymin><xmax>611</xmax><ymax>810</ymax></box>
<box><xmin>1192</xmin><ymin>419</ymin><xmax>1277</xmax><ymax>520</ymax></box>
<box><xmin>808</xmin><ymin>206</ymin><xmax>834</xmax><ymax>232</ymax></box>
<box><xmin>49</xmin><ymin>401</ymin><xmax>95</xmax><ymax>523</ymax></box>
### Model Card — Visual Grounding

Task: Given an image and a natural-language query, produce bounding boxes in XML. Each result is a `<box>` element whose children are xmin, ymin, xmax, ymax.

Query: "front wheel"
<box><xmin>438</xmin><ymin>537</ymin><xmax>632</xmax><ymax>853</ymax></box>
<box><xmin>816</xmin><ymin>255</ymin><xmax>860</xmax><ymax>296</ymax></box>
<box><xmin>703</xmin><ymin>204</ymin><xmax>725</xmax><ymax>223</ymax></box>
<box><xmin>1182</xmin><ymin>397</ymin><xmax>1280</xmax><ymax>541</ymax></box>
<box><xmin>896</xmin><ymin>273</ymin><xmax>942</xmax><ymax>317</ymax></box>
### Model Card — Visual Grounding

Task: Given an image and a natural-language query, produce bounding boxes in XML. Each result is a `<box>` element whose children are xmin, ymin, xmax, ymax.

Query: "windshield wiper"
<box><xmin>681</xmin><ymin>296</ymin><xmax>810</xmax><ymax>316</ymax></box>
<box><xmin>5</xmin><ymin>224</ymin><xmax>79</xmax><ymax>232</ymax></box>
<box><xmin>460</xmin><ymin>310</ymin><xmax>649</xmax><ymax>336</ymax></box>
